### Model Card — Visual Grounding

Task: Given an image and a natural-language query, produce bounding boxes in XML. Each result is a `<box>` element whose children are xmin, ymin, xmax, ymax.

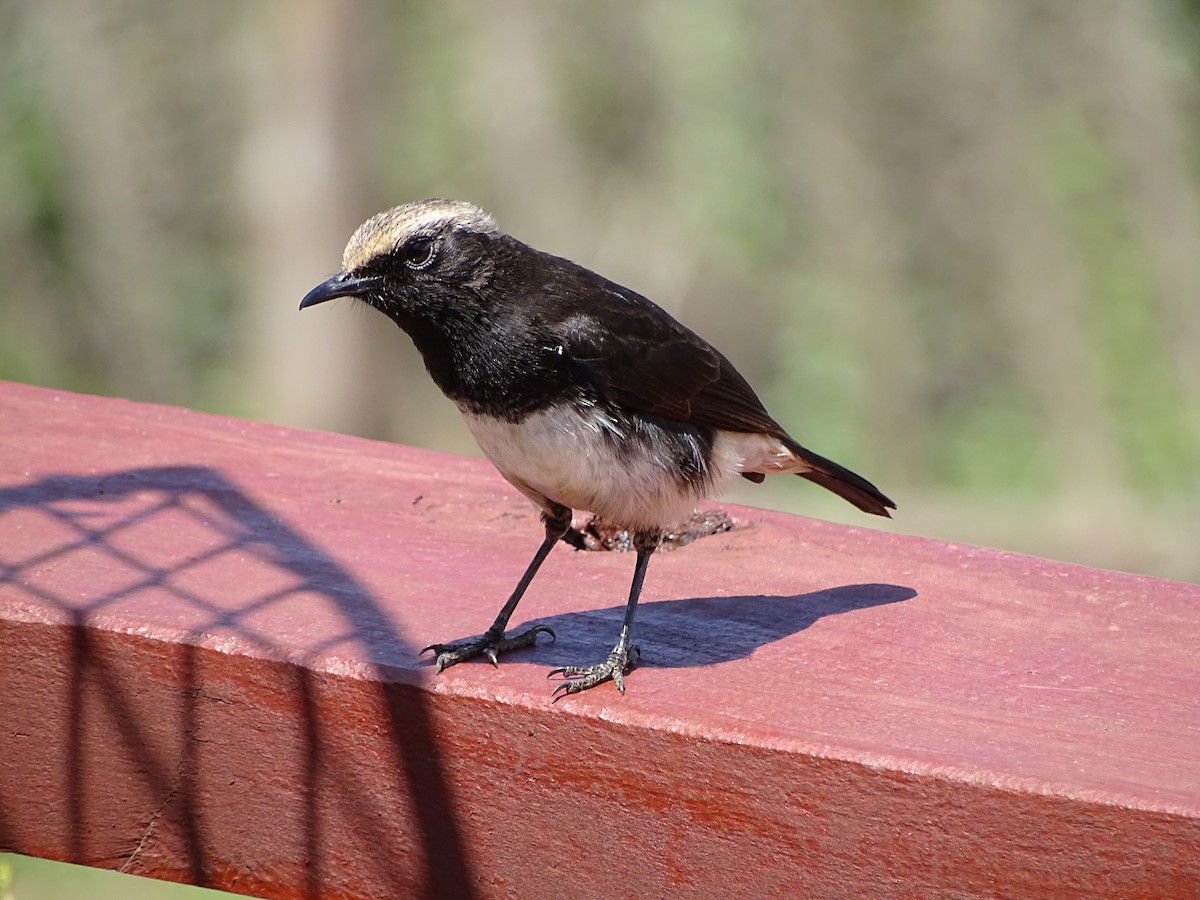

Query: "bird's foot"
<box><xmin>549</xmin><ymin>643</ymin><xmax>640</xmax><ymax>697</ymax></box>
<box><xmin>422</xmin><ymin>624</ymin><xmax>554</xmax><ymax>673</ymax></box>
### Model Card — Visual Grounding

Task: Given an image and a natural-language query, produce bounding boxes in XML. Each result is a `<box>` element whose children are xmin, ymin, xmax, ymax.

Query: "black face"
<box><xmin>299</xmin><ymin>213</ymin><xmax>527</xmax><ymax>410</ymax></box>
<box><xmin>299</xmin><ymin>227</ymin><xmax>450</xmax><ymax>311</ymax></box>
<box><xmin>392</xmin><ymin>226</ymin><xmax>497</xmax><ymax>294</ymax></box>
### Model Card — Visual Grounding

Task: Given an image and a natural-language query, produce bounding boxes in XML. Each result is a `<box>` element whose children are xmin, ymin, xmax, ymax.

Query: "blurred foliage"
<box><xmin>0</xmin><ymin>0</ymin><xmax>1197</xmax><ymax>580</ymax></box>
<box><xmin>0</xmin><ymin>854</ymin><xmax>234</xmax><ymax>900</ymax></box>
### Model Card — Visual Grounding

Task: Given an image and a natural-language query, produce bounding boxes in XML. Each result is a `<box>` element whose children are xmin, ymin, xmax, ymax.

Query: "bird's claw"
<box><xmin>421</xmin><ymin>624</ymin><xmax>555</xmax><ymax>673</ymax></box>
<box><xmin>549</xmin><ymin>644</ymin><xmax>640</xmax><ymax>698</ymax></box>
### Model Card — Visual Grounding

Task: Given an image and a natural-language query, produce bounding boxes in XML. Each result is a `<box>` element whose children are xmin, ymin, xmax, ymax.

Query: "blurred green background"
<box><xmin>1</xmin><ymin>0</ymin><xmax>1198</xmax><ymax>583</ymax></box>
<box><xmin>0</xmin><ymin>854</ymin><xmax>228</xmax><ymax>900</ymax></box>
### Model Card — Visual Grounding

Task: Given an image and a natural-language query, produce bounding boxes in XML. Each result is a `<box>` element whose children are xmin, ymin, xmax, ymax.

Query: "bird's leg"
<box><xmin>550</xmin><ymin>529</ymin><xmax>661</xmax><ymax>696</ymax></box>
<box><xmin>422</xmin><ymin>504</ymin><xmax>571</xmax><ymax>673</ymax></box>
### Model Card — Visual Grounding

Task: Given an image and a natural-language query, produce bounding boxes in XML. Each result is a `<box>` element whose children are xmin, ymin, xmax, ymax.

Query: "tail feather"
<box><xmin>786</xmin><ymin>440</ymin><xmax>895</xmax><ymax>518</ymax></box>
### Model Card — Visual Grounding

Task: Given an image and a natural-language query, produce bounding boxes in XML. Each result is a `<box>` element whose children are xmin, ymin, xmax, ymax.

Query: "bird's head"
<box><xmin>299</xmin><ymin>199</ymin><xmax>503</xmax><ymax>319</ymax></box>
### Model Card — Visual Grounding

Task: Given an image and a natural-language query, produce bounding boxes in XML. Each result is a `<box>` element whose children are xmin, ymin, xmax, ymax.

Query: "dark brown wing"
<box><xmin>556</xmin><ymin>284</ymin><xmax>786</xmax><ymax>437</ymax></box>
<box><xmin>521</xmin><ymin>248</ymin><xmax>896</xmax><ymax>517</ymax></box>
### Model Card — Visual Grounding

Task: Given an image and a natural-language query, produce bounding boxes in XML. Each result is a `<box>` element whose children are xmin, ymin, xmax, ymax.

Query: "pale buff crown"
<box><xmin>341</xmin><ymin>199</ymin><xmax>500</xmax><ymax>273</ymax></box>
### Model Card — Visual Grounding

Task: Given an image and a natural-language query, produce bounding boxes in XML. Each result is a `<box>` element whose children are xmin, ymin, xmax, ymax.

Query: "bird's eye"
<box><xmin>401</xmin><ymin>235</ymin><xmax>436</xmax><ymax>270</ymax></box>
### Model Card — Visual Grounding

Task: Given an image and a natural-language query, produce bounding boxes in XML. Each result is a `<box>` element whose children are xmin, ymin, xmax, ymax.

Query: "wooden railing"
<box><xmin>1</xmin><ymin>379</ymin><xmax>1198</xmax><ymax>898</ymax></box>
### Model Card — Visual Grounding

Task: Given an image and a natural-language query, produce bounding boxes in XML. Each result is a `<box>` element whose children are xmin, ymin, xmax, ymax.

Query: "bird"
<box><xmin>300</xmin><ymin>199</ymin><xmax>895</xmax><ymax>696</ymax></box>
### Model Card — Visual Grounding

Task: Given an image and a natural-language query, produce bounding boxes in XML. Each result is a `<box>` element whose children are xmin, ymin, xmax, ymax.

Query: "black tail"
<box><xmin>787</xmin><ymin>440</ymin><xmax>896</xmax><ymax>518</ymax></box>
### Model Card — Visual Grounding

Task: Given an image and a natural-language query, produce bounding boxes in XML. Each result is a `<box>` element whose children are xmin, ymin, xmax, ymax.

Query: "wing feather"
<box><xmin>556</xmin><ymin>284</ymin><xmax>785</xmax><ymax>436</ymax></box>
<box><xmin>499</xmin><ymin>245</ymin><xmax>896</xmax><ymax>516</ymax></box>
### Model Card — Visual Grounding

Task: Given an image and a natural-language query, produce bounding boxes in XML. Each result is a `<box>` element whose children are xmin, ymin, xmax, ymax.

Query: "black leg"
<box><xmin>422</xmin><ymin>504</ymin><xmax>571</xmax><ymax>672</ymax></box>
<box><xmin>550</xmin><ymin>529</ymin><xmax>660</xmax><ymax>696</ymax></box>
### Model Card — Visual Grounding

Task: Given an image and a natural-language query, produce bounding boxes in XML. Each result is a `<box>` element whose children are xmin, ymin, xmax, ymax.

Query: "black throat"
<box><xmin>382</xmin><ymin>295</ymin><xmax>579</xmax><ymax>422</ymax></box>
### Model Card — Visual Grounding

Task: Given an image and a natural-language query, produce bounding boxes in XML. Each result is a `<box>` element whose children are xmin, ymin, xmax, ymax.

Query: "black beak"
<box><xmin>299</xmin><ymin>271</ymin><xmax>383</xmax><ymax>310</ymax></box>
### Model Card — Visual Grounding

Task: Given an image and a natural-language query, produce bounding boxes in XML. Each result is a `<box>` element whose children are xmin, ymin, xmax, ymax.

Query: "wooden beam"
<box><xmin>1</xmin><ymin>380</ymin><xmax>1198</xmax><ymax>897</ymax></box>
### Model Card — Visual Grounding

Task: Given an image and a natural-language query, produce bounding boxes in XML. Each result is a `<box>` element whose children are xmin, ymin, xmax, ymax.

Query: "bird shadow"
<box><xmin>511</xmin><ymin>583</ymin><xmax>917</xmax><ymax>670</ymax></box>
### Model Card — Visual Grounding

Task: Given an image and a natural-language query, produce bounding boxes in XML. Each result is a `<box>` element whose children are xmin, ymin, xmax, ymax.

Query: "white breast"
<box><xmin>460</xmin><ymin>405</ymin><xmax>802</xmax><ymax>531</ymax></box>
<box><xmin>461</xmin><ymin>405</ymin><xmax>699</xmax><ymax>530</ymax></box>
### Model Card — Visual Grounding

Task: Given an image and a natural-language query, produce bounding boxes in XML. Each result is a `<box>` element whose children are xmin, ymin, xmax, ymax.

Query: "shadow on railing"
<box><xmin>0</xmin><ymin>465</ymin><xmax>475</xmax><ymax>898</ymax></box>
<box><xmin>520</xmin><ymin>584</ymin><xmax>916</xmax><ymax>672</ymax></box>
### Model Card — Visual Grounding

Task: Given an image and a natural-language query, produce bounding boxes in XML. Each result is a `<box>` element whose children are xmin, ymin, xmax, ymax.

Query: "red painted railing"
<box><xmin>2</xmin><ymin>380</ymin><xmax>1198</xmax><ymax>898</ymax></box>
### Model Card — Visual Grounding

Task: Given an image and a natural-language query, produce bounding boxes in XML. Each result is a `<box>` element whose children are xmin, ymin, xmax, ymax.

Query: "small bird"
<box><xmin>301</xmin><ymin>199</ymin><xmax>894</xmax><ymax>696</ymax></box>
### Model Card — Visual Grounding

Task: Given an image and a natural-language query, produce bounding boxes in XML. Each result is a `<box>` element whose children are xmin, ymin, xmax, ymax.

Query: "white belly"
<box><xmin>460</xmin><ymin>404</ymin><xmax>803</xmax><ymax>531</ymax></box>
<box><xmin>460</xmin><ymin>405</ymin><xmax>702</xmax><ymax>530</ymax></box>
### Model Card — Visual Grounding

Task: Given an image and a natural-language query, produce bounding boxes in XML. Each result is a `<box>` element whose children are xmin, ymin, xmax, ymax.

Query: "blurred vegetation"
<box><xmin>0</xmin><ymin>854</ymin><xmax>233</xmax><ymax>899</ymax></box>
<box><xmin>1</xmin><ymin>0</ymin><xmax>1198</xmax><ymax>581</ymax></box>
